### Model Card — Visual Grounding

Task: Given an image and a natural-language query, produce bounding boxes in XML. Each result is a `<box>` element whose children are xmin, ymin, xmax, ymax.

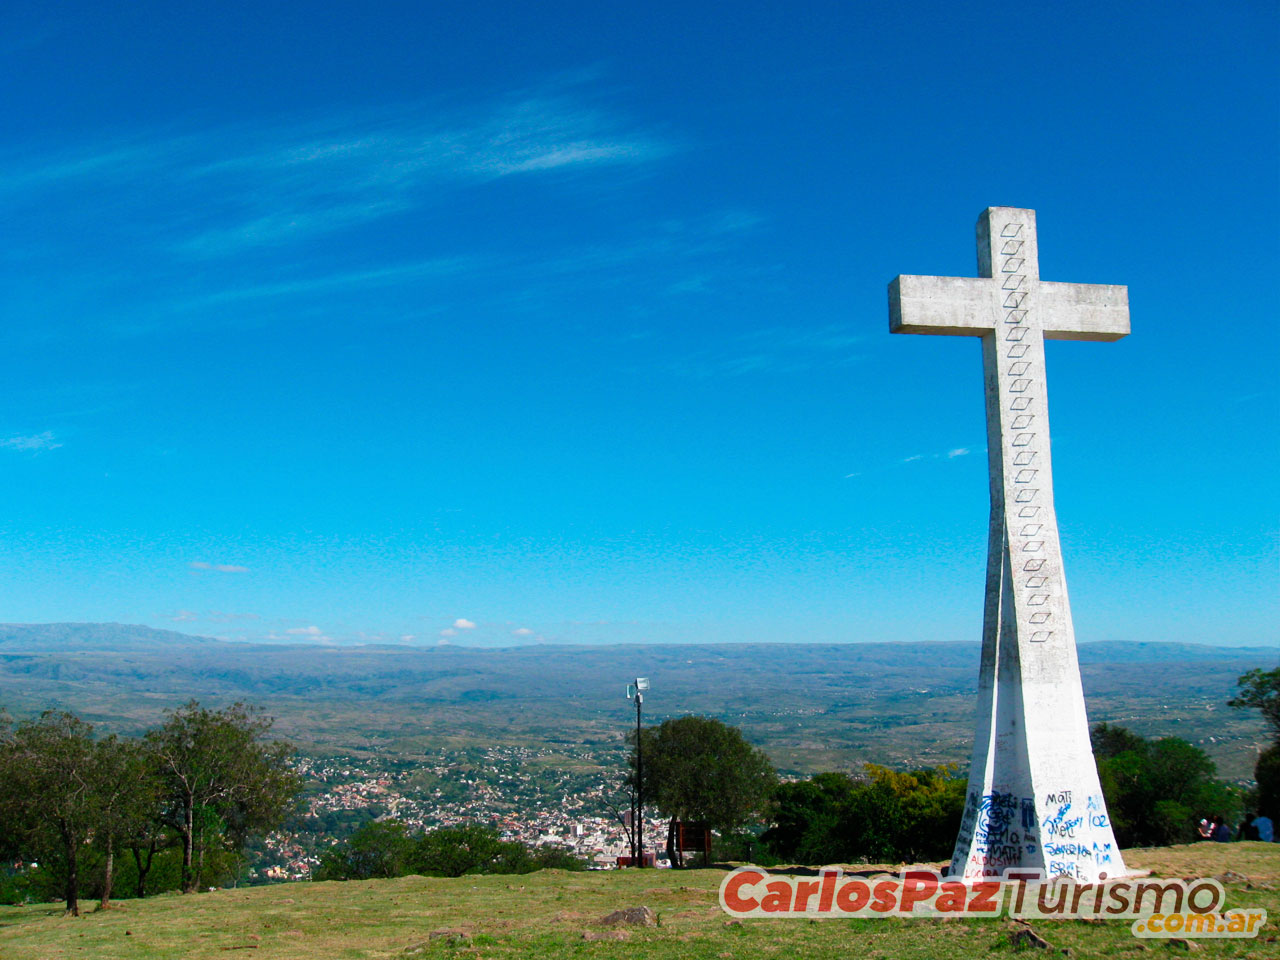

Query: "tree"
<box><xmin>1254</xmin><ymin>745</ymin><xmax>1280</xmax><ymax>823</ymax></box>
<box><xmin>315</xmin><ymin>820</ymin><xmax>586</xmax><ymax>880</ymax></box>
<box><xmin>1092</xmin><ymin>723</ymin><xmax>1237</xmax><ymax>847</ymax></box>
<box><xmin>1091</xmin><ymin>722</ymin><xmax>1147</xmax><ymax>759</ymax></box>
<box><xmin>147</xmin><ymin>701</ymin><xmax>300</xmax><ymax>893</ymax></box>
<box><xmin>92</xmin><ymin>737</ymin><xmax>164</xmax><ymax>908</ymax></box>
<box><xmin>314</xmin><ymin>820</ymin><xmax>413</xmax><ymax>881</ymax></box>
<box><xmin>1229</xmin><ymin>668</ymin><xmax>1280</xmax><ymax>742</ymax></box>
<box><xmin>408</xmin><ymin>824</ymin><xmax>510</xmax><ymax>877</ymax></box>
<box><xmin>633</xmin><ymin>716</ymin><xmax>776</xmax><ymax>866</ymax></box>
<box><xmin>0</xmin><ymin>712</ymin><xmax>100</xmax><ymax>915</ymax></box>
<box><xmin>761</xmin><ymin>764</ymin><xmax>966</xmax><ymax>865</ymax></box>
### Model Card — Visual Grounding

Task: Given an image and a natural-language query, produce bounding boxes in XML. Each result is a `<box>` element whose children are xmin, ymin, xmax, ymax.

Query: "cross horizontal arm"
<box><xmin>1039</xmin><ymin>282</ymin><xmax>1129</xmax><ymax>341</ymax></box>
<box><xmin>889</xmin><ymin>276</ymin><xmax>1130</xmax><ymax>342</ymax></box>
<box><xmin>888</xmin><ymin>275</ymin><xmax>996</xmax><ymax>337</ymax></box>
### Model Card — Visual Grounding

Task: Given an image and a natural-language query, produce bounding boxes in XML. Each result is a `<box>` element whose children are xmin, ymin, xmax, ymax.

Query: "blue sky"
<box><xmin>1</xmin><ymin>1</ymin><xmax>1276</xmax><ymax>647</ymax></box>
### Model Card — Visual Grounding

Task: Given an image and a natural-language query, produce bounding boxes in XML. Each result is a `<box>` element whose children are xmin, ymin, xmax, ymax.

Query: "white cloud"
<box><xmin>0</xmin><ymin>431</ymin><xmax>62</xmax><ymax>452</ymax></box>
<box><xmin>287</xmin><ymin>626</ymin><xmax>323</xmax><ymax>636</ymax></box>
<box><xmin>902</xmin><ymin>454</ymin><xmax>923</xmax><ymax>463</ymax></box>
<box><xmin>189</xmin><ymin>561</ymin><xmax>248</xmax><ymax>573</ymax></box>
<box><xmin>440</xmin><ymin>627</ymin><xmax>457</xmax><ymax>637</ymax></box>
<box><xmin>948</xmin><ymin>447</ymin><xmax>970</xmax><ymax>458</ymax></box>
<box><xmin>513</xmin><ymin>627</ymin><xmax>534</xmax><ymax>636</ymax></box>
<box><xmin>169</xmin><ymin>610</ymin><xmax>199</xmax><ymax>622</ymax></box>
<box><xmin>454</xmin><ymin>618</ymin><xmax>476</xmax><ymax>630</ymax></box>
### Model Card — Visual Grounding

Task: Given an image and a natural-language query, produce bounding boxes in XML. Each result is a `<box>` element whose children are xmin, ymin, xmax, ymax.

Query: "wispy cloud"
<box><xmin>669</xmin><ymin>323</ymin><xmax>863</xmax><ymax>379</ymax></box>
<box><xmin>3</xmin><ymin>91</ymin><xmax>667</xmax><ymax>258</ymax></box>
<box><xmin>0</xmin><ymin>430</ymin><xmax>62</xmax><ymax>452</ymax></box>
<box><xmin>185</xmin><ymin>259</ymin><xmax>475</xmax><ymax>308</ymax></box>
<box><xmin>189</xmin><ymin>561</ymin><xmax>250</xmax><ymax>573</ymax></box>
<box><xmin>845</xmin><ymin>445</ymin><xmax>976</xmax><ymax>479</ymax></box>
<box><xmin>903</xmin><ymin>446</ymin><xmax>972</xmax><ymax>465</ymax></box>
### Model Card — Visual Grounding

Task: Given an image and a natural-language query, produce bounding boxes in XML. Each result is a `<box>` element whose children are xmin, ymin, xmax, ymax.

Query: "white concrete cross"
<box><xmin>889</xmin><ymin>207</ymin><xmax>1129</xmax><ymax>881</ymax></box>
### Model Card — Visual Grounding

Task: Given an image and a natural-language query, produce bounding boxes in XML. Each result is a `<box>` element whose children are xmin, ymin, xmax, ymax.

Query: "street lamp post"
<box><xmin>627</xmin><ymin>677</ymin><xmax>650</xmax><ymax>867</ymax></box>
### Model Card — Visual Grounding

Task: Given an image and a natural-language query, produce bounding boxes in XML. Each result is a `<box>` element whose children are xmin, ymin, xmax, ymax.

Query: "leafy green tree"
<box><xmin>529</xmin><ymin>846</ymin><xmax>587</xmax><ymax>871</ymax></box>
<box><xmin>0</xmin><ymin>712</ymin><xmax>100</xmax><ymax>915</ymax></box>
<box><xmin>92</xmin><ymin>736</ymin><xmax>164</xmax><ymax>908</ymax></box>
<box><xmin>314</xmin><ymin>820</ymin><xmax>414</xmax><ymax>880</ymax></box>
<box><xmin>316</xmin><ymin>821</ymin><xmax>585</xmax><ymax>880</ymax></box>
<box><xmin>1091</xmin><ymin>722</ymin><xmax>1147</xmax><ymax>759</ymax></box>
<box><xmin>762</xmin><ymin>772</ymin><xmax>857</xmax><ymax>864</ymax></box>
<box><xmin>1254</xmin><ymin>745</ymin><xmax>1280</xmax><ymax>823</ymax></box>
<box><xmin>1229</xmin><ymin>668</ymin><xmax>1280</xmax><ymax>822</ymax></box>
<box><xmin>761</xmin><ymin>764</ymin><xmax>965</xmax><ymax>865</ymax></box>
<box><xmin>633</xmin><ymin>715</ymin><xmax>777</xmax><ymax>867</ymax></box>
<box><xmin>1092</xmin><ymin>723</ymin><xmax>1238</xmax><ymax>847</ymax></box>
<box><xmin>409</xmin><ymin>824</ymin><xmax>510</xmax><ymax>877</ymax></box>
<box><xmin>1229</xmin><ymin>668</ymin><xmax>1280</xmax><ymax>742</ymax></box>
<box><xmin>147</xmin><ymin>701</ymin><xmax>301</xmax><ymax>893</ymax></box>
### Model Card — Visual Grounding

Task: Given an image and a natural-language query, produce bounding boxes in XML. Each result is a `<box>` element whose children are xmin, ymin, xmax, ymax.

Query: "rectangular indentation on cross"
<box><xmin>1024</xmin><ymin>558</ymin><xmax>1046</xmax><ymax>571</ymax></box>
<box><xmin>1028</xmin><ymin>593</ymin><xmax>1049</xmax><ymax>605</ymax></box>
<box><xmin>1021</xmin><ymin>524</ymin><xmax>1042</xmax><ymax>537</ymax></box>
<box><xmin>1007</xmin><ymin>343</ymin><xmax>1030</xmax><ymax>358</ymax></box>
<box><xmin>1008</xmin><ymin>361</ymin><xmax>1030</xmax><ymax>376</ymax></box>
<box><xmin>1030</xmin><ymin>611</ymin><xmax>1051</xmax><ymax>624</ymax></box>
<box><xmin>1012</xmin><ymin>415</ymin><xmax>1034</xmax><ymax>429</ymax></box>
<box><xmin>1014</xmin><ymin>450</ymin><xmax>1035</xmax><ymax>464</ymax></box>
<box><xmin>1014</xmin><ymin>488</ymin><xmax>1038</xmax><ymax>502</ymax></box>
<box><xmin>1015</xmin><ymin>469</ymin><xmax>1037</xmax><ymax>483</ymax></box>
<box><xmin>1002</xmin><ymin>258</ymin><xmax>1025</xmax><ymax>273</ymax></box>
<box><xmin>1023</xmin><ymin>541</ymin><xmax>1044</xmax><ymax>553</ymax></box>
<box><xmin>1006</xmin><ymin>327</ymin><xmax>1028</xmax><ymax>342</ymax></box>
<box><xmin>1003</xmin><ymin>274</ymin><xmax>1025</xmax><ymax>290</ymax></box>
<box><xmin>1010</xmin><ymin>378</ymin><xmax>1031</xmax><ymax>392</ymax></box>
<box><xmin>1001</xmin><ymin>240</ymin><xmax>1024</xmax><ymax>255</ymax></box>
<box><xmin>1026</xmin><ymin>575</ymin><xmax>1047</xmax><ymax>588</ymax></box>
<box><xmin>1018</xmin><ymin>505</ymin><xmax>1040</xmax><ymax>518</ymax></box>
<box><xmin>1012</xmin><ymin>433</ymin><xmax>1034</xmax><ymax>446</ymax></box>
<box><xmin>1010</xmin><ymin>396</ymin><xmax>1031</xmax><ymax>410</ymax></box>
<box><xmin>1030</xmin><ymin>630</ymin><xmax>1053</xmax><ymax>642</ymax></box>
<box><xmin>1001</xmin><ymin>223</ymin><xmax>1023</xmax><ymax>237</ymax></box>
<box><xmin>1005</xmin><ymin>291</ymin><xmax>1027</xmax><ymax>308</ymax></box>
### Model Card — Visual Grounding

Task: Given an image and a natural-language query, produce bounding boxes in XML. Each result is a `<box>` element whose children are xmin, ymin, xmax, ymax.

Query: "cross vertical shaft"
<box><xmin>889</xmin><ymin>207</ymin><xmax>1129</xmax><ymax>881</ymax></box>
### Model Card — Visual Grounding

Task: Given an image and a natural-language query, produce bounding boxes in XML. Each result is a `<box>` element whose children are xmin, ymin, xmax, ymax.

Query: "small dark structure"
<box><xmin>673</xmin><ymin>821</ymin><xmax>713</xmax><ymax>867</ymax></box>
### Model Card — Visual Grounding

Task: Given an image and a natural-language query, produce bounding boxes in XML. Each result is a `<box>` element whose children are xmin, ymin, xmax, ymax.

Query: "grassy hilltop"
<box><xmin>2</xmin><ymin>844</ymin><xmax>1278</xmax><ymax>959</ymax></box>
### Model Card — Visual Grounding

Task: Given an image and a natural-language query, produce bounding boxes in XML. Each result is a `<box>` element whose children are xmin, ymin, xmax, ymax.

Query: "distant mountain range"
<box><xmin>0</xmin><ymin>623</ymin><xmax>1274</xmax><ymax>779</ymax></box>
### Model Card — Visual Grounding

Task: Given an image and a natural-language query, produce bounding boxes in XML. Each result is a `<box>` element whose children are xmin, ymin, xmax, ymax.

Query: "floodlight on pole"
<box><xmin>627</xmin><ymin>676</ymin><xmax>649</xmax><ymax>867</ymax></box>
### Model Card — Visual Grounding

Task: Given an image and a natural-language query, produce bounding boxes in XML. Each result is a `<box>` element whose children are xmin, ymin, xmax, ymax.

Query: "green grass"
<box><xmin>2</xmin><ymin>844</ymin><xmax>1278</xmax><ymax>959</ymax></box>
